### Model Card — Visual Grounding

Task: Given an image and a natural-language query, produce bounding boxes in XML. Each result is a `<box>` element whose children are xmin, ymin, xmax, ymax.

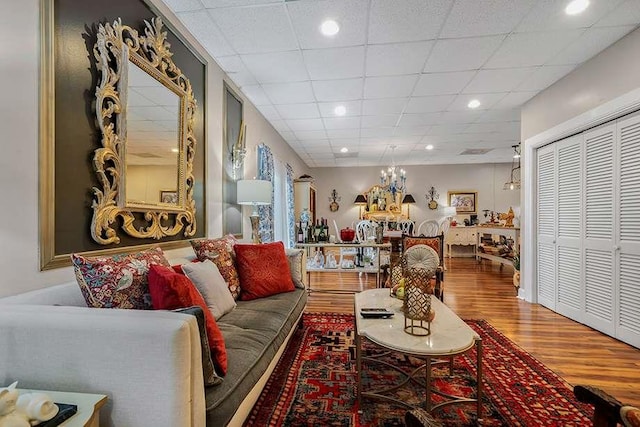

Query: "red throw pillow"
<box><xmin>148</xmin><ymin>265</ymin><xmax>227</xmax><ymax>375</ymax></box>
<box><xmin>234</xmin><ymin>241</ymin><xmax>295</xmax><ymax>301</ymax></box>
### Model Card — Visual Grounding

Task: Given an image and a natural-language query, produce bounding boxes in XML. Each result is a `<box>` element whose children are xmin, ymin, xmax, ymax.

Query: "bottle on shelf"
<box><xmin>297</xmin><ymin>222</ymin><xmax>304</xmax><ymax>244</ymax></box>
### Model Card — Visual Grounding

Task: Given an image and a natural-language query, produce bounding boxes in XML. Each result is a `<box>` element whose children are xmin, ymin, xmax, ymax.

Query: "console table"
<box><xmin>444</xmin><ymin>226</ymin><xmax>477</xmax><ymax>258</ymax></box>
<box><xmin>295</xmin><ymin>242</ymin><xmax>391</xmax><ymax>293</ymax></box>
<box><xmin>475</xmin><ymin>226</ymin><xmax>520</xmax><ymax>269</ymax></box>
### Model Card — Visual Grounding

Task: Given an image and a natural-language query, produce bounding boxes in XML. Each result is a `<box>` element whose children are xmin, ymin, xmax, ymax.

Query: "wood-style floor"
<box><xmin>304</xmin><ymin>257</ymin><xmax>640</xmax><ymax>408</ymax></box>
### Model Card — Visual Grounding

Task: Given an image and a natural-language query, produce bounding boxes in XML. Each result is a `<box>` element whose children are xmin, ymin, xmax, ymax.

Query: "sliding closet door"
<box><xmin>583</xmin><ymin>123</ymin><xmax>616</xmax><ymax>335</ymax></box>
<box><xmin>536</xmin><ymin>144</ymin><xmax>556</xmax><ymax>310</ymax></box>
<box><xmin>617</xmin><ymin>112</ymin><xmax>640</xmax><ymax>348</ymax></box>
<box><xmin>555</xmin><ymin>136</ymin><xmax>583</xmax><ymax>320</ymax></box>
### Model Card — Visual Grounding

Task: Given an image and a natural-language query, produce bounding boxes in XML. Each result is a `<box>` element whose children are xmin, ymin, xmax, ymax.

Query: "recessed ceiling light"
<box><xmin>340</xmin><ymin>147</ymin><xmax>348</xmax><ymax>153</ymax></box>
<box><xmin>334</xmin><ymin>105</ymin><xmax>346</xmax><ymax>116</ymax></box>
<box><xmin>467</xmin><ymin>99</ymin><xmax>481</xmax><ymax>109</ymax></box>
<box><xmin>171</xmin><ymin>148</ymin><xmax>179</xmax><ymax>153</ymax></box>
<box><xmin>565</xmin><ymin>0</ymin><xmax>589</xmax><ymax>15</ymax></box>
<box><xmin>425</xmin><ymin>144</ymin><xmax>434</xmax><ymax>150</ymax></box>
<box><xmin>320</xmin><ymin>20</ymin><xmax>340</xmax><ymax>37</ymax></box>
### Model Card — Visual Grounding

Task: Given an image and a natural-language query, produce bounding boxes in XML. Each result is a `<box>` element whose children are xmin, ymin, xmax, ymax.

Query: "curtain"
<box><xmin>285</xmin><ymin>163</ymin><xmax>295</xmax><ymax>248</ymax></box>
<box><xmin>257</xmin><ymin>144</ymin><xmax>274</xmax><ymax>243</ymax></box>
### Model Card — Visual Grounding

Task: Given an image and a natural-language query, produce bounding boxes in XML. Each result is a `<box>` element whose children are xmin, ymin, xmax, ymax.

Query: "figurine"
<box><xmin>499</xmin><ymin>207</ymin><xmax>515</xmax><ymax>227</ymax></box>
<box><xmin>0</xmin><ymin>382</ymin><xmax>58</xmax><ymax>427</ymax></box>
<box><xmin>0</xmin><ymin>382</ymin><xmax>29</xmax><ymax>427</ymax></box>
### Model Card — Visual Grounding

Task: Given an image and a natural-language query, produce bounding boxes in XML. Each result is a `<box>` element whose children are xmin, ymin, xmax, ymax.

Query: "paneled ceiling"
<box><xmin>162</xmin><ymin>0</ymin><xmax>640</xmax><ymax>167</ymax></box>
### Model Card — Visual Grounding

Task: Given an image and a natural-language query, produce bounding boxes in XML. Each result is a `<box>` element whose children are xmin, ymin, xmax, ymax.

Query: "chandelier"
<box><xmin>503</xmin><ymin>144</ymin><xmax>521</xmax><ymax>190</ymax></box>
<box><xmin>380</xmin><ymin>145</ymin><xmax>406</xmax><ymax>198</ymax></box>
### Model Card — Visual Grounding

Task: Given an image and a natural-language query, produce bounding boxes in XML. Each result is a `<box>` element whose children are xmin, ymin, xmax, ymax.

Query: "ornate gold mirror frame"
<box><xmin>92</xmin><ymin>17</ymin><xmax>197</xmax><ymax>244</ymax></box>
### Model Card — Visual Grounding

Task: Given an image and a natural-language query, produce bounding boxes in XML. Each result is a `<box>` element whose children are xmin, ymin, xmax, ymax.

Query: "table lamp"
<box><xmin>401</xmin><ymin>194</ymin><xmax>416</xmax><ymax>219</ymax></box>
<box><xmin>354</xmin><ymin>194</ymin><xmax>367</xmax><ymax>219</ymax></box>
<box><xmin>237</xmin><ymin>179</ymin><xmax>272</xmax><ymax>243</ymax></box>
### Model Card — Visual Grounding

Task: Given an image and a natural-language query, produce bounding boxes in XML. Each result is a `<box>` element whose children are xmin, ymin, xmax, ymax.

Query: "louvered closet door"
<box><xmin>555</xmin><ymin>135</ymin><xmax>583</xmax><ymax>321</ymax></box>
<box><xmin>616</xmin><ymin>112</ymin><xmax>640</xmax><ymax>348</ymax></box>
<box><xmin>583</xmin><ymin>123</ymin><xmax>616</xmax><ymax>335</ymax></box>
<box><xmin>536</xmin><ymin>144</ymin><xmax>556</xmax><ymax>310</ymax></box>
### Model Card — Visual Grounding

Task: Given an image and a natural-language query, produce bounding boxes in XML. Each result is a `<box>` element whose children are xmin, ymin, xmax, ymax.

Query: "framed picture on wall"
<box><xmin>160</xmin><ymin>190</ymin><xmax>178</xmax><ymax>204</ymax></box>
<box><xmin>448</xmin><ymin>191</ymin><xmax>477</xmax><ymax>214</ymax></box>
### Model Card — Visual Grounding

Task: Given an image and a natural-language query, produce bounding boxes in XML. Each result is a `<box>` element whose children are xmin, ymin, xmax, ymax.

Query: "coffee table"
<box><xmin>354</xmin><ymin>288</ymin><xmax>482</xmax><ymax>420</ymax></box>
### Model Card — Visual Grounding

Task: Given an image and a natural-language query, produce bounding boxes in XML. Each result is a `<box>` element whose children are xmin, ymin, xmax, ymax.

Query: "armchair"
<box><xmin>574</xmin><ymin>385</ymin><xmax>640</xmax><ymax>427</ymax></box>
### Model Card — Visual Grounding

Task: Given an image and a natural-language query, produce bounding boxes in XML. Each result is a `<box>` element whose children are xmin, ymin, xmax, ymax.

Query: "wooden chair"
<box><xmin>396</xmin><ymin>219</ymin><xmax>415</xmax><ymax>235</ymax></box>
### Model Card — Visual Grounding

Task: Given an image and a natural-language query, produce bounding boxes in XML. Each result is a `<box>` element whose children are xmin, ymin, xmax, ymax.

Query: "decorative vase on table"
<box><xmin>402</xmin><ymin>267</ymin><xmax>436</xmax><ymax>336</ymax></box>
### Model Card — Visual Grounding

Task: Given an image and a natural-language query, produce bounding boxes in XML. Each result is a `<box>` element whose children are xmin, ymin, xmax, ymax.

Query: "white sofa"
<box><xmin>0</xmin><ymin>251</ymin><xmax>307</xmax><ymax>426</ymax></box>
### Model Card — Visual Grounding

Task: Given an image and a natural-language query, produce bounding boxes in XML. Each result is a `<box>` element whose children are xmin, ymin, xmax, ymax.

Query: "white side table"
<box><xmin>17</xmin><ymin>389</ymin><xmax>107</xmax><ymax>427</ymax></box>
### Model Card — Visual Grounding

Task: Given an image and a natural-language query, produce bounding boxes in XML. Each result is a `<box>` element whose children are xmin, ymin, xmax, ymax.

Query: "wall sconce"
<box><xmin>232</xmin><ymin>122</ymin><xmax>247</xmax><ymax>179</ymax></box>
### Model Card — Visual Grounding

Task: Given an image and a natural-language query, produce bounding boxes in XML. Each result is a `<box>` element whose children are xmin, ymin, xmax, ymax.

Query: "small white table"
<box><xmin>17</xmin><ymin>389</ymin><xmax>107</xmax><ymax>427</ymax></box>
<box><xmin>354</xmin><ymin>288</ymin><xmax>482</xmax><ymax>419</ymax></box>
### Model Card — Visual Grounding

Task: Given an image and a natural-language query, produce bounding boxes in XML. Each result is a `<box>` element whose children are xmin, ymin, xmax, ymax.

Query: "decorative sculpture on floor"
<box><xmin>0</xmin><ymin>382</ymin><xmax>58</xmax><ymax>427</ymax></box>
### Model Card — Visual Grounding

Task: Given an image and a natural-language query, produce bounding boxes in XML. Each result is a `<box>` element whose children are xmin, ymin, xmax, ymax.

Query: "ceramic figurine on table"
<box><xmin>0</xmin><ymin>382</ymin><xmax>29</xmax><ymax>427</ymax></box>
<box><xmin>0</xmin><ymin>382</ymin><xmax>58</xmax><ymax>427</ymax></box>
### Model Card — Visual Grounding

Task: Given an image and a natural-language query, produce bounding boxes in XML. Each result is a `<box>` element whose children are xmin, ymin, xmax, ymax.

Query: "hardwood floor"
<box><xmin>304</xmin><ymin>257</ymin><xmax>640</xmax><ymax>408</ymax></box>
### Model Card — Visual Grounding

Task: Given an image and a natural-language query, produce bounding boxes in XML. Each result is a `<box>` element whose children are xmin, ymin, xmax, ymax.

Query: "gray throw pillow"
<box><xmin>286</xmin><ymin>248</ymin><xmax>305</xmax><ymax>289</ymax></box>
<box><xmin>181</xmin><ymin>260</ymin><xmax>237</xmax><ymax>320</ymax></box>
<box><xmin>172</xmin><ymin>306</ymin><xmax>223</xmax><ymax>387</ymax></box>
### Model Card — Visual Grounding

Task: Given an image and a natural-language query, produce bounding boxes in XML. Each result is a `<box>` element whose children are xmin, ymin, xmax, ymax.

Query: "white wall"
<box><xmin>127</xmin><ymin>165</ymin><xmax>178</xmax><ymax>203</ymax></box>
<box><xmin>310</xmin><ymin>163</ymin><xmax>520</xmax><ymax>232</ymax></box>
<box><xmin>0</xmin><ymin>0</ymin><xmax>309</xmax><ymax>298</ymax></box>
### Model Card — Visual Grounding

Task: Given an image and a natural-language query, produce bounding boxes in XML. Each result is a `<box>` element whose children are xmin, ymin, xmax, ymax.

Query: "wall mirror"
<box><xmin>92</xmin><ymin>17</ymin><xmax>197</xmax><ymax>244</ymax></box>
<box><xmin>363</xmin><ymin>185</ymin><xmax>404</xmax><ymax>221</ymax></box>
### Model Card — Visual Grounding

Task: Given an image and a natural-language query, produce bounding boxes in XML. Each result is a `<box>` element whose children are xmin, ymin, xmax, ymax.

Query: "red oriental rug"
<box><xmin>244</xmin><ymin>313</ymin><xmax>593</xmax><ymax>426</ymax></box>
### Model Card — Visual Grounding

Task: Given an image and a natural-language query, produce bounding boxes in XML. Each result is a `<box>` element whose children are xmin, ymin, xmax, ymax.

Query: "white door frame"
<box><xmin>522</xmin><ymin>87</ymin><xmax>640</xmax><ymax>303</ymax></box>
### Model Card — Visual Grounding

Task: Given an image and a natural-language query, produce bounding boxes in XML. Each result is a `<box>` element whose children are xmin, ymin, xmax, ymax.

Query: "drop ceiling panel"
<box><xmin>462</xmin><ymin>68</ymin><xmax>534</xmax><ymax>93</ymax></box>
<box><xmin>368</xmin><ymin>0</ymin><xmax>453</xmax><ymax>44</ymax></box>
<box><xmin>516</xmin><ymin>0</ymin><xmax>623</xmax><ymax>32</ymax></box>
<box><xmin>311</xmin><ymin>79</ymin><xmax>364</xmax><ymax>102</ymax></box>
<box><xmin>485</xmin><ymin>30</ymin><xmax>584</xmax><ymax>68</ymax></box>
<box><xmin>241</xmin><ymin>50</ymin><xmax>308</xmax><ymax>83</ymax></box>
<box><xmin>287</xmin><ymin>0</ymin><xmax>369</xmax><ymax>49</ymax></box>
<box><xmin>323</xmin><ymin>116</ymin><xmax>362</xmax><ymax>130</ymax></box>
<box><xmin>423</xmin><ymin>35</ymin><xmax>505</xmax><ymax>72</ymax></box>
<box><xmin>413</xmin><ymin>71</ymin><xmax>476</xmax><ymax>96</ymax></box>
<box><xmin>516</xmin><ymin>65</ymin><xmax>576</xmax><ymax>91</ymax></box>
<box><xmin>405</xmin><ymin>95</ymin><xmax>456</xmax><ymax>113</ymax></box>
<box><xmin>303</xmin><ymin>46</ymin><xmax>366</xmax><ymax>80</ymax></box>
<box><xmin>364</xmin><ymin>75</ymin><xmax>419</xmax><ymax>99</ymax></box>
<box><xmin>177</xmin><ymin>11</ymin><xmax>235</xmax><ymax>57</ymax></box>
<box><xmin>318</xmin><ymin>100</ymin><xmax>362</xmax><ymax>117</ymax></box>
<box><xmin>362</xmin><ymin>98</ymin><xmax>409</xmax><ymax>115</ymax></box>
<box><xmin>365</xmin><ymin>41</ymin><xmax>434</xmax><ymax>76</ymax></box>
<box><xmin>163</xmin><ymin>0</ymin><xmax>640</xmax><ymax>167</ymax></box>
<box><xmin>210</xmin><ymin>4</ymin><xmax>297</xmax><ymax>54</ymax></box>
<box><xmin>547</xmin><ymin>25</ymin><xmax>636</xmax><ymax>65</ymax></box>
<box><xmin>440</xmin><ymin>0</ymin><xmax>537</xmax><ymax>38</ymax></box>
<box><xmin>262</xmin><ymin>81</ymin><xmax>315</xmax><ymax>104</ymax></box>
<box><xmin>275</xmin><ymin>103</ymin><xmax>321</xmax><ymax>119</ymax></box>
<box><xmin>596</xmin><ymin>0</ymin><xmax>640</xmax><ymax>26</ymax></box>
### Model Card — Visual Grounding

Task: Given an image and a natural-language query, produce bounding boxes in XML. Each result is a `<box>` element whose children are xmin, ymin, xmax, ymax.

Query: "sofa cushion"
<box><xmin>235</xmin><ymin>242</ymin><xmax>295</xmax><ymax>301</ymax></box>
<box><xmin>204</xmin><ymin>288</ymin><xmax>307</xmax><ymax>426</ymax></box>
<box><xmin>181</xmin><ymin>260</ymin><xmax>237</xmax><ymax>320</ymax></box>
<box><xmin>191</xmin><ymin>238</ymin><xmax>242</xmax><ymax>300</ymax></box>
<box><xmin>71</xmin><ymin>247</ymin><xmax>170</xmax><ymax>310</ymax></box>
<box><xmin>285</xmin><ymin>248</ymin><xmax>305</xmax><ymax>289</ymax></box>
<box><xmin>173</xmin><ymin>306</ymin><xmax>223</xmax><ymax>387</ymax></box>
<box><xmin>148</xmin><ymin>265</ymin><xmax>228</xmax><ymax>375</ymax></box>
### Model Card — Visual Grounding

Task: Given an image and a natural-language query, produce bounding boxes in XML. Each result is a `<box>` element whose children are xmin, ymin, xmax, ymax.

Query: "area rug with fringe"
<box><xmin>244</xmin><ymin>313</ymin><xmax>593</xmax><ymax>426</ymax></box>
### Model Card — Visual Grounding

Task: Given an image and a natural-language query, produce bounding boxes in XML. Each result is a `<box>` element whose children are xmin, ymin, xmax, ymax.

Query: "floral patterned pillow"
<box><xmin>71</xmin><ymin>247</ymin><xmax>170</xmax><ymax>310</ymax></box>
<box><xmin>191</xmin><ymin>237</ymin><xmax>241</xmax><ymax>299</ymax></box>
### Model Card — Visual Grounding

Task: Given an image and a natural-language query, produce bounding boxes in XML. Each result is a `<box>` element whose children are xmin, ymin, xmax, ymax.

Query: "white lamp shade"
<box><xmin>444</xmin><ymin>206</ymin><xmax>457</xmax><ymax>216</ymax></box>
<box><xmin>237</xmin><ymin>179</ymin><xmax>272</xmax><ymax>205</ymax></box>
